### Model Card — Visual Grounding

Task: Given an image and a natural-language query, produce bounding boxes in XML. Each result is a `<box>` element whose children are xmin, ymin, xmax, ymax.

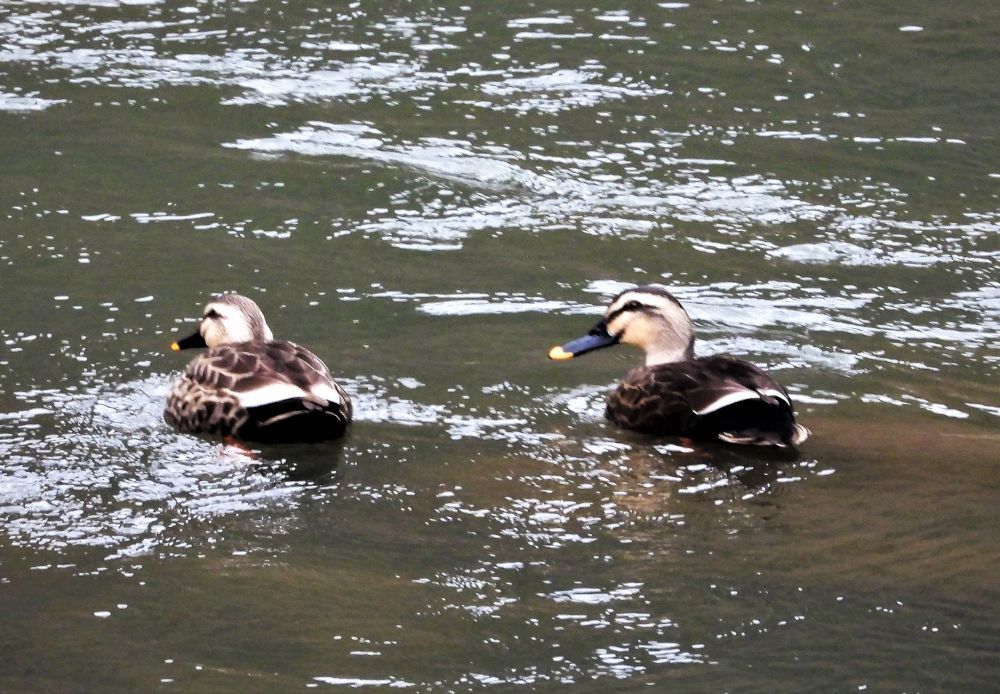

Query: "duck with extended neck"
<box><xmin>550</xmin><ymin>285</ymin><xmax>809</xmax><ymax>448</ymax></box>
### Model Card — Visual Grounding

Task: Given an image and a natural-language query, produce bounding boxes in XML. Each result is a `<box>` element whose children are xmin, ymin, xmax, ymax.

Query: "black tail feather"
<box><xmin>695</xmin><ymin>400</ymin><xmax>802</xmax><ymax>448</ymax></box>
<box><xmin>240</xmin><ymin>398</ymin><xmax>349</xmax><ymax>443</ymax></box>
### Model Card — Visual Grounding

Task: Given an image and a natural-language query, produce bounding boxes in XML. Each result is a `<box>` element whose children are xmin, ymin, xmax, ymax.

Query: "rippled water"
<box><xmin>1</xmin><ymin>0</ymin><xmax>997</xmax><ymax>690</ymax></box>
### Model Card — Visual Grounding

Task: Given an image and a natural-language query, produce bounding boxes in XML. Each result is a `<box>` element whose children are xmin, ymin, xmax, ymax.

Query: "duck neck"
<box><xmin>644</xmin><ymin>337</ymin><xmax>694</xmax><ymax>367</ymax></box>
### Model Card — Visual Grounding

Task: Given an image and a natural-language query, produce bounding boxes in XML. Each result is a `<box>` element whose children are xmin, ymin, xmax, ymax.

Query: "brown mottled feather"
<box><xmin>166</xmin><ymin>340</ymin><xmax>351</xmax><ymax>442</ymax></box>
<box><xmin>606</xmin><ymin>355</ymin><xmax>801</xmax><ymax>445</ymax></box>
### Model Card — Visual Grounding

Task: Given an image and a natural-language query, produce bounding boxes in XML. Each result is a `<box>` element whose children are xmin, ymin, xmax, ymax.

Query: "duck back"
<box><xmin>606</xmin><ymin>355</ymin><xmax>807</xmax><ymax>447</ymax></box>
<box><xmin>165</xmin><ymin>340</ymin><xmax>352</xmax><ymax>443</ymax></box>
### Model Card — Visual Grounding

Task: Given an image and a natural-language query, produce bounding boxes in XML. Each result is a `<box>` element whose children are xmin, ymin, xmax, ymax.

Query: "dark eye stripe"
<box><xmin>606</xmin><ymin>301</ymin><xmax>646</xmax><ymax>323</ymax></box>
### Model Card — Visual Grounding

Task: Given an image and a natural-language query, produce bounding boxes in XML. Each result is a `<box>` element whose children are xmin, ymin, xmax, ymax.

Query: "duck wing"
<box><xmin>606</xmin><ymin>365</ymin><xmax>700</xmax><ymax>434</ymax></box>
<box><xmin>684</xmin><ymin>355</ymin><xmax>793</xmax><ymax>415</ymax></box>
<box><xmin>184</xmin><ymin>340</ymin><xmax>351</xmax><ymax>415</ymax></box>
<box><xmin>607</xmin><ymin>356</ymin><xmax>807</xmax><ymax>446</ymax></box>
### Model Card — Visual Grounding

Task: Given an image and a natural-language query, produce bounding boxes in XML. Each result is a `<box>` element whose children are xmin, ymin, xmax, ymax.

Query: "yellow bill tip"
<box><xmin>170</xmin><ymin>342</ymin><xmax>181</xmax><ymax>352</ymax></box>
<box><xmin>548</xmin><ymin>345</ymin><xmax>574</xmax><ymax>361</ymax></box>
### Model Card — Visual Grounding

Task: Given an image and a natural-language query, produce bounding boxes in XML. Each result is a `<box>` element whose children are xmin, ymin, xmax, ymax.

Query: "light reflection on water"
<box><xmin>0</xmin><ymin>360</ymin><xmax>830</xmax><ymax>557</ymax></box>
<box><xmin>0</xmin><ymin>277</ymin><xmax>992</xmax><ymax>571</ymax></box>
<box><xmin>226</xmin><ymin>121</ymin><xmax>831</xmax><ymax>251</ymax></box>
<box><xmin>0</xmin><ymin>376</ymin><xmax>313</xmax><ymax>557</ymax></box>
<box><xmin>0</xmin><ymin>360</ymin><xmax>837</xmax><ymax>686</ymax></box>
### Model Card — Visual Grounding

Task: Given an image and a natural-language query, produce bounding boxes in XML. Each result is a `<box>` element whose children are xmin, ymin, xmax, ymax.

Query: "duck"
<box><xmin>548</xmin><ymin>285</ymin><xmax>809</xmax><ymax>448</ymax></box>
<box><xmin>165</xmin><ymin>294</ymin><xmax>352</xmax><ymax>443</ymax></box>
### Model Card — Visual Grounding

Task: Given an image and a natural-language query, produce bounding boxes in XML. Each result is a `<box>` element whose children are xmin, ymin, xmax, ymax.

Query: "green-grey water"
<box><xmin>1</xmin><ymin>0</ymin><xmax>997</xmax><ymax>690</ymax></box>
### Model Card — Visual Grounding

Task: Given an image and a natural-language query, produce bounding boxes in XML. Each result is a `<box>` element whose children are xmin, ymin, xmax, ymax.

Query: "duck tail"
<box><xmin>789</xmin><ymin>423</ymin><xmax>810</xmax><ymax>447</ymax></box>
<box><xmin>242</xmin><ymin>399</ymin><xmax>350</xmax><ymax>443</ymax></box>
<box><xmin>717</xmin><ymin>422</ymin><xmax>810</xmax><ymax>448</ymax></box>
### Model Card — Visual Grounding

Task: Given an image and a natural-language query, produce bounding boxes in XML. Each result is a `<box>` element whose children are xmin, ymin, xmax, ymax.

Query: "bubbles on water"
<box><xmin>224</xmin><ymin>63</ymin><xmax>418</xmax><ymax>108</ymax></box>
<box><xmin>507</xmin><ymin>17</ymin><xmax>574</xmax><ymax>28</ymax></box>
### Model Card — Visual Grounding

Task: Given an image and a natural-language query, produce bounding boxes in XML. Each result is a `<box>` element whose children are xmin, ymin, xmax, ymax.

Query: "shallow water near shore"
<box><xmin>1</xmin><ymin>0</ymin><xmax>998</xmax><ymax>690</ymax></box>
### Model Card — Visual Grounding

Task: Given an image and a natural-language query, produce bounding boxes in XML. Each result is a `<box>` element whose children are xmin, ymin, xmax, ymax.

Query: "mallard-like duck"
<box><xmin>549</xmin><ymin>285</ymin><xmax>809</xmax><ymax>448</ymax></box>
<box><xmin>165</xmin><ymin>294</ymin><xmax>352</xmax><ymax>443</ymax></box>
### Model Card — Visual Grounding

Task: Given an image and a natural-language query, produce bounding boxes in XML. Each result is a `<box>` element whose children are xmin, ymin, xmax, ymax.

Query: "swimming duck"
<box><xmin>549</xmin><ymin>285</ymin><xmax>809</xmax><ymax>448</ymax></box>
<box><xmin>165</xmin><ymin>294</ymin><xmax>352</xmax><ymax>443</ymax></box>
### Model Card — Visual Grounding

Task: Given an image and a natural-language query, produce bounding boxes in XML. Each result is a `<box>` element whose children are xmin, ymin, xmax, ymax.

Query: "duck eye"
<box><xmin>203</xmin><ymin>309</ymin><xmax>221</xmax><ymax>320</ymax></box>
<box><xmin>624</xmin><ymin>301</ymin><xmax>644</xmax><ymax>311</ymax></box>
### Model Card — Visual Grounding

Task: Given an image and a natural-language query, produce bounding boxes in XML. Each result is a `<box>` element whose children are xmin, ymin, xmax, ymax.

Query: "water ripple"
<box><xmin>0</xmin><ymin>376</ymin><xmax>321</xmax><ymax>557</ymax></box>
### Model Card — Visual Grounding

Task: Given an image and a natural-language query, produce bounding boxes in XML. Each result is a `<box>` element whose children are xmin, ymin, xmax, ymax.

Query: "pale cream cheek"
<box><xmin>201</xmin><ymin>321</ymin><xmax>224</xmax><ymax>348</ymax></box>
<box><xmin>202</xmin><ymin>319</ymin><xmax>245</xmax><ymax>347</ymax></box>
<box><xmin>625</xmin><ymin>320</ymin><xmax>655</xmax><ymax>348</ymax></box>
<box><xmin>210</xmin><ymin>317</ymin><xmax>256</xmax><ymax>345</ymax></box>
<box><xmin>611</xmin><ymin>317</ymin><xmax>653</xmax><ymax>348</ymax></box>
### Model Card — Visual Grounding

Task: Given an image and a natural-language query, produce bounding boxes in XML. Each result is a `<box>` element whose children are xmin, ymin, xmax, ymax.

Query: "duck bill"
<box><xmin>170</xmin><ymin>329</ymin><xmax>207</xmax><ymax>352</ymax></box>
<box><xmin>548</xmin><ymin>321</ymin><xmax>619</xmax><ymax>360</ymax></box>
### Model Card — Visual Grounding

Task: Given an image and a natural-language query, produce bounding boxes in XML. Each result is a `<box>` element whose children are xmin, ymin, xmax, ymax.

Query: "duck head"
<box><xmin>549</xmin><ymin>285</ymin><xmax>695</xmax><ymax>367</ymax></box>
<box><xmin>171</xmin><ymin>294</ymin><xmax>274</xmax><ymax>351</ymax></box>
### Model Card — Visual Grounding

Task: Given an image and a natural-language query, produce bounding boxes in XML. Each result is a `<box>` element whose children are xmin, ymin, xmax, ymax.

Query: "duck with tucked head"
<box><xmin>165</xmin><ymin>294</ymin><xmax>352</xmax><ymax>443</ymax></box>
<box><xmin>549</xmin><ymin>285</ymin><xmax>809</xmax><ymax>448</ymax></box>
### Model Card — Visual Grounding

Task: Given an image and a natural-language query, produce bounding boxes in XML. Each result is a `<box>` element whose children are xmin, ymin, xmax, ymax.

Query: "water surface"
<box><xmin>1</xmin><ymin>0</ymin><xmax>997</xmax><ymax>690</ymax></box>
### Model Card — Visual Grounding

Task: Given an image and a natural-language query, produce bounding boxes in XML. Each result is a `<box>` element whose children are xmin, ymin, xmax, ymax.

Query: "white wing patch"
<box><xmin>235</xmin><ymin>383</ymin><xmax>310</xmax><ymax>408</ymax></box>
<box><xmin>693</xmin><ymin>387</ymin><xmax>792</xmax><ymax>416</ymax></box>
<box><xmin>758</xmin><ymin>388</ymin><xmax>791</xmax><ymax>406</ymax></box>
<box><xmin>692</xmin><ymin>389</ymin><xmax>762</xmax><ymax>415</ymax></box>
<box><xmin>308</xmin><ymin>382</ymin><xmax>346</xmax><ymax>407</ymax></box>
<box><xmin>233</xmin><ymin>381</ymin><xmax>345</xmax><ymax>409</ymax></box>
